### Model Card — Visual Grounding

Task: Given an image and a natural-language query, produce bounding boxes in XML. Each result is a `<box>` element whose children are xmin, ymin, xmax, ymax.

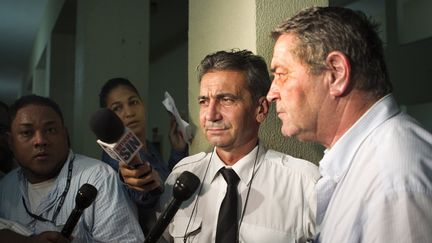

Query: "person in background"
<box><xmin>267</xmin><ymin>6</ymin><xmax>432</xmax><ymax>242</ymax></box>
<box><xmin>0</xmin><ymin>101</ymin><xmax>15</xmax><ymax>178</ymax></box>
<box><xmin>0</xmin><ymin>95</ymin><xmax>143</xmax><ymax>242</ymax></box>
<box><xmin>124</xmin><ymin>49</ymin><xmax>319</xmax><ymax>243</ymax></box>
<box><xmin>98</xmin><ymin>77</ymin><xmax>188</xmax><ymax>234</ymax></box>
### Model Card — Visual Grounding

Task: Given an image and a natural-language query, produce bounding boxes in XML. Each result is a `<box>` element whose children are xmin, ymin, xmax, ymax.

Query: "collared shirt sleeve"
<box><xmin>83</xmin><ymin>161</ymin><xmax>144</xmax><ymax>242</ymax></box>
<box><xmin>362</xmin><ymin>191</ymin><xmax>432</xmax><ymax>243</ymax></box>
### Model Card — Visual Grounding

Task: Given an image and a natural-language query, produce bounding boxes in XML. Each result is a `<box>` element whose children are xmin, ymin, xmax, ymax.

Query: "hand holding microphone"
<box><xmin>89</xmin><ymin>108</ymin><xmax>162</xmax><ymax>194</ymax></box>
<box><xmin>119</xmin><ymin>161</ymin><xmax>162</xmax><ymax>193</ymax></box>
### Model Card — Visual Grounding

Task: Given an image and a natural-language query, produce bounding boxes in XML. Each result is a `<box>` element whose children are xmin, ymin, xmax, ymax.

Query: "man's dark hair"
<box><xmin>9</xmin><ymin>95</ymin><xmax>64</xmax><ymax>125</ymax></box>
<box><xmin>197</xmin><ymin>49</ymin><xmax>271</xmax><ymax>102</ymax></box>
<box><xmin>272</xmin><ymin>6</ymin><xmax>392</xmax><ymax>98</ymax></box>
<box><xmin>99</xmin><ymin>77</ymin><xmax>140</xmax><ymax>108</ymax></box>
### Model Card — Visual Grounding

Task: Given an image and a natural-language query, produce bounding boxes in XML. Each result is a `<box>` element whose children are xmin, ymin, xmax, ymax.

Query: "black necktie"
<box><xmin>216</xmin><ymin>168</ymin><xmax>240</xmax><ymax>243</ymax></box>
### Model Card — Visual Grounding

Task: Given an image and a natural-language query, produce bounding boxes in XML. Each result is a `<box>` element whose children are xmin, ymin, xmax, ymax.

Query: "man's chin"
<box><xmin>281</xmin><ymin>126</ymin><xmax>299</xmax><ymax>138</ymax></box>
<box><xmin>207</xmin><ymin>138</ymin><xmax>229</xmax><ymax>148</ymax></box>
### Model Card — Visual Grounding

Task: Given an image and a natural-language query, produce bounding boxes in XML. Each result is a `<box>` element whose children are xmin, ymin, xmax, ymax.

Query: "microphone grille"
<box><xmin>173</xmin><ymin>171</ymin><xmax>200</xmax><ymax>202</ymax></box>
<box><xmin>89</xmin><ymin>108</ymin><xmax>124</xmax><ymax>143</ymax></box>
<box><xmin>75</xmin><ymin>183</ymin><xmax>98</xmax><ymax>209</ymax></box>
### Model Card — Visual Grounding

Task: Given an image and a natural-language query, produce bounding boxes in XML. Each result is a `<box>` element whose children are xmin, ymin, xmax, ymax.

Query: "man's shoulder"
<box><xmin>0</xmin><ymin>169</ymin><xmax>19</xmax><ymax>191</ymax></box>
<box><xmin>72</xmin><ymin>153</ymin><xmax>117</xmax><ymax>175</ymax></box>
<box><xmin>365</xmin><ymin>112</ymin><xmax>432</xmax><ymax>157</ymax></box>
<box><xmin>265</xmin><ymin>149</ymin><xmax>320</xmax><ymax>179</ymax></box>
<box><xmin>172</xmin><ymin>152</ymin><xmax>208</xmax><ymax>171</ymax></box>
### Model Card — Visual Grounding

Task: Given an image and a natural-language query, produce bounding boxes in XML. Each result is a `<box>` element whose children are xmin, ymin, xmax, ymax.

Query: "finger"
<box><xmin>124</xmin><ymin>172</ymin><xmax>157</xmax><ymax>186</ymax></box>
<box><xmin>139</xmin><ymin>165</ymin><xmax>153</xmax><ymax>178</ymax></box>
<box><xmin>119</xmin><ymin>162</ymin><xmax>151</xmax><ymax>178</ymax></box>
<box><xmin>124</xmin><ymin>179</ymin><xmax>159</xmax><ymax>192</ymax></box>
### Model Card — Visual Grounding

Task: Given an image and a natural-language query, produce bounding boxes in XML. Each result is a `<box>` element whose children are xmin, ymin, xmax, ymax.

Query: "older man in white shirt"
<box><xmin>267</xmin><ymin>6</ymin><xmax>432</xmax><ymax>243</ymax></box>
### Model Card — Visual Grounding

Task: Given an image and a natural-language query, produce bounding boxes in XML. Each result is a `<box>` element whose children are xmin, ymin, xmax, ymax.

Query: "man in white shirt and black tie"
<box><xmin>121</xmin><ymin>49</ymin><xmax>320</xmax><ymax>243</ymax></box>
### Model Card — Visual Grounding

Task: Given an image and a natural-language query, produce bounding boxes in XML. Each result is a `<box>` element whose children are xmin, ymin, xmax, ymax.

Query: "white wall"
<box><xmin>149</xmin><ymin>41</ymin><xmax>188</xmax><ymax>161</ymax></box>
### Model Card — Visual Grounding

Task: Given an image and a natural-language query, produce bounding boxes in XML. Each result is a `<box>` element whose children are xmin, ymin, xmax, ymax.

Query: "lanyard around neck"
<box><xmin>22</xmin><ymin>155</ymin><xmax>74</xmax><ymax>224</ymax></box>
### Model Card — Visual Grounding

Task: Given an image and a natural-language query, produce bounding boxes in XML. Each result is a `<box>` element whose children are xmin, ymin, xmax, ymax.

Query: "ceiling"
<box><xmin>0</xmin><ymin>0</ymin><xmax>49</xmax><ymax>105</ymax></box>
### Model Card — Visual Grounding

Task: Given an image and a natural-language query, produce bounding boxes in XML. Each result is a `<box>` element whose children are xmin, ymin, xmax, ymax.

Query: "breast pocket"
<box><xmin>240</xmin><ymin>222</ymin><xmax>298</xmax><ymax>243</ymax></box>
<box><xmin>168</xmin><ymin>216</ymin><xmax>202</xmax><ymax>243</ymax></box>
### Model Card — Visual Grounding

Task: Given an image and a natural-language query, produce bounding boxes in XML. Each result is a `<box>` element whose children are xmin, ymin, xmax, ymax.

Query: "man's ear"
<box><xmin>256</xmin><ymin>97</ymin><xmax>269</xmax><ymax>123</ymax></box>
<box><xmin>325</xmin><ymin>51</ymin><xmax>351</xmax><ymax>97</ymax></box>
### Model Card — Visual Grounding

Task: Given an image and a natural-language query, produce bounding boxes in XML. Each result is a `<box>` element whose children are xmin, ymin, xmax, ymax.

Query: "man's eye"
<box><xmin>20</xmin><ymin>130</ymin><xmax>33</xmax><ymax>137</ymax></box>
<box><xmin>220</xmin><ymin>97</ymin><xmax>235</xmax><ymax>106</ymax></box>
<box><xmin>46</xmin><ymin>127</ymin><xmax>57</xmax><ymax>134</ymax></box>
<box><xmin>198</xmin><ymin>98</ymin><xmax>209</xmax><ymax>106</ymax></box>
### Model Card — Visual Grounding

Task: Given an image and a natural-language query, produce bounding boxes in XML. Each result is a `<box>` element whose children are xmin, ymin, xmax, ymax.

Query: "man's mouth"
<box><xmin>34</xmin><ymin>152</ymin><xmax>48</xmax><ymax>160</ymax></box>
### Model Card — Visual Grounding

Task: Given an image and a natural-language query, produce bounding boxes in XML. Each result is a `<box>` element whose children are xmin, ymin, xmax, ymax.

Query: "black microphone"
<box><xmin>89</xmin><ymin>108</ymin><xmax>143</xmax><ymax>166</ymax></box>
<box><xmin>61</xmin><ymin>183</ymin><xmax>98</xmax><ymax>238</ymax></box>
<box><xmin>89</xmin><ymin>108</ymin><xmax>163</xmax><ymax>195</ymax></box>
<box><xmin>144</xmin><ymin>171</ymin><xmax>200</xmax><ymax>243</ymax></box>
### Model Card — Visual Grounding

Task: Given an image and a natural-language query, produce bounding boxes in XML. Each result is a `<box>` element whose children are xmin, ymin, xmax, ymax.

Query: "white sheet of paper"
<box><xmin>162</xmin><ymin>91</ymin><xmax>192</xmax><ymax>144</ymax></box>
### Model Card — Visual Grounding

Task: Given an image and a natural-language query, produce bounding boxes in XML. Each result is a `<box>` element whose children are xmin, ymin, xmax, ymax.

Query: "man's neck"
<box><xmin>23</xmin><ymin>158</ymin><xmax>67</xmax><ymax>184</ymax></box>
<box><xmin>216</xmin><ymin>138</ymin><xmax>258</xmax><ymax>166</ymax></box>
<box><xmin>322</xmin><ymin>91</ymin><xmax>379</xmax><ymax>148</ymax></box>
<box><xmin>24</xmin><ymin>170</ymin><xmax>59</xmax><ymax>184</ymax></box>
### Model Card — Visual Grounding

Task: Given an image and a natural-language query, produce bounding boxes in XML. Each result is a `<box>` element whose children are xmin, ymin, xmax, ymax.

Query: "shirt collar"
<box><xmin>18</xmin><ymin>149</ymin><xmax>74</xmax><ymax>203</ymax></box>
<box><xmin>207</xmin><ymin>143</ymin><xmax>265</xmax><ymax>186</ymax></box>
<box><xmin>319</xmin><ymin>94</ymin><xmax>400</xmax><ymax>182</ymax></box>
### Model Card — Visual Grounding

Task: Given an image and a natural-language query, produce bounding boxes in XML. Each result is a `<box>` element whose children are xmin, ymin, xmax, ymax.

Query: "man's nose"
<box><xmin>34</xmin><ymin>131</ymin><xmax>48</xmax><ymax>147</ymax></box>
<box><xmin>266</xmin><ymin>81</ymin><xmax>280</xmax><ymax>102</ymax></box>
<box><xmin>205</xmin><ymin>100</ymin><xmax>222</xmax><ymax>121</ymax></box>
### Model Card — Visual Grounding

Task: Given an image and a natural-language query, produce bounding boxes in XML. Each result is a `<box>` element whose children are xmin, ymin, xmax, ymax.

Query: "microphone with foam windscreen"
<box><xmin>144</xmin><ymin>171</ymin><xmax>200</xmax><ymax>243</ymax></box>
<box><xmin>89</xmin><ymin>108</ymin><xmax>143</xmax><ymax>167</ymax></box>
<box><xmin>61</xmin><ymin>183</ymin><xmax>97</xmax><ymax>238</ymax></box>
<box><xmin>89</xmin><ymin>108</ymin><xmax>164</xmax><ymax>196</ymax></box>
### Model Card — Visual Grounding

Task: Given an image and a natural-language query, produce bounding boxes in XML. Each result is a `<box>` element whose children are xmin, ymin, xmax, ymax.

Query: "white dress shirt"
<box><xmin>160</xmin><ymin>144</ymin><xmax>319</xmax><ymax>243</ymax></box>
<box><xmin>316</xmin><ymin>94</ymin><xmax>432</xmax><ymax>243</ymax></box>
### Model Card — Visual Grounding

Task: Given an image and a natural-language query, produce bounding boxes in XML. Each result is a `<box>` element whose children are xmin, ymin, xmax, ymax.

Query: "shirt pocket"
<box><xmin>240</xmin><ymin>222</ymin><xmax>298</xmax><ymax>243</ymax></box>
<box><xmin>168</xmin><ymin>216</ymin><xmax>202</xmax><ymax>243</ymax></box>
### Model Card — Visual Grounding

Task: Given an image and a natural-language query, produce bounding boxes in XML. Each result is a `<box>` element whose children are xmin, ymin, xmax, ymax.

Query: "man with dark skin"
<box><xmin>0</xmin><ymin>95</ymin><xmax>143</xmax><ymax>242</ymax></box>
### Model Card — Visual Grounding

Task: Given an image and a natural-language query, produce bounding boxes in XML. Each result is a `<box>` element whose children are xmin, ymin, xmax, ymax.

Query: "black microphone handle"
<box><xmin>61</xmin><ymin>208</ymin><xmax>84</xmax><ymax>238</ymax></box>
<box><xmin>144</xmin><ymin>198</ymin><xmax>182</xmax><ymax>243</ymax></box>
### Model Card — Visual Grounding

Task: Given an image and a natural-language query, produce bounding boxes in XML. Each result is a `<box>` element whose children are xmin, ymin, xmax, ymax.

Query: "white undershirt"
<box><xmin>27</xmin><ymin>178</ymin><xmax>56</xmax><ymax>211</ymax></box>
